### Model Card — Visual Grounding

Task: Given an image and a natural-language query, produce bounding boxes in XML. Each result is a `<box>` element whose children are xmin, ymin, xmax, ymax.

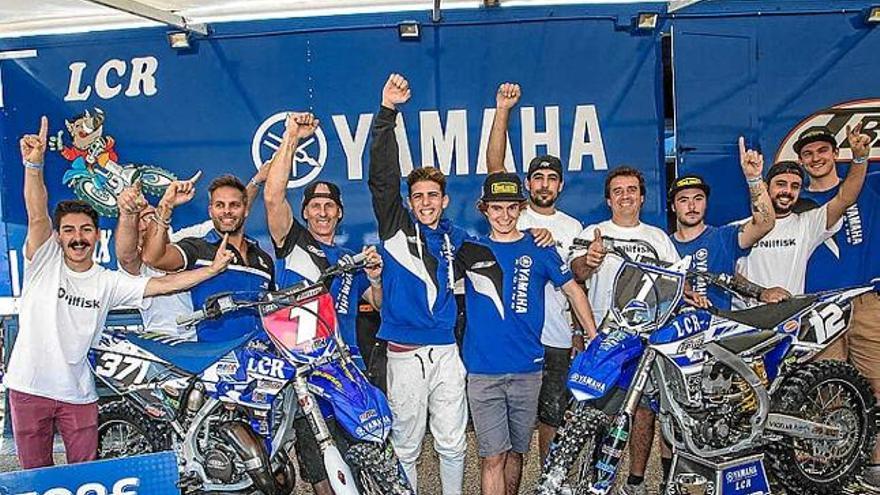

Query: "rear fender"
<box><xmin>568</xmin><ymin>329</ymin><xmax>644</xmax><ymax>401</ymax></box>
<box><xmin>309</xmin><ymin>361</ymin><xmax>393</xmax><ymax>442</ymax></box>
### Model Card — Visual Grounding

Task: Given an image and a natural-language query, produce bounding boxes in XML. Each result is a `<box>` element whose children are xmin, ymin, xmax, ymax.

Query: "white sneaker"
<box><xmin>617</xmin><ymin>482</ymin><xmax>648</xmax><ymax>495</ymax></box>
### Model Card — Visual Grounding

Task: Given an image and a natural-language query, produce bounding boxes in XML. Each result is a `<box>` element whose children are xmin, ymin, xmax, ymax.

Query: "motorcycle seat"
<box><xmin>710</xmin><ymin>295</ymin><xmax>816</xmax><ymax>330</ymax></box>
<box><xmin>127</xmin><ymin>330</ymin><xmax>259</xmax><ymax>375</ymax></box>
<box><xmin>715</xmin><ymin>329</ymin><xmax>778</xmax><ymax>354</ymax></box>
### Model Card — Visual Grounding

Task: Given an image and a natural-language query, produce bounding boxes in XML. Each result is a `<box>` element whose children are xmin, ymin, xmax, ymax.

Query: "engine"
<box><xmin>663</xmin><ymin>356</ymin><xmax>769</xmax><ymax>451</ymax></box>
<box><xmin>196</xmin><ymin>408</ymin><xmax>254</xmax><ymax>485</ymax></box>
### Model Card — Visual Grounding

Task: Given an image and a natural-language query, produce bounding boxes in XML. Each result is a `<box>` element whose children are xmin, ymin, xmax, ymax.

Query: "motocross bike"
<box><xmin>90</xmin><ymin>254</ymin><xmax>413</xmax><ymax>494</ymax></box>
<box><xmin>536</xmin><ymin>237</ymin><xmax>878</xmax><ymax>495</ymax></box>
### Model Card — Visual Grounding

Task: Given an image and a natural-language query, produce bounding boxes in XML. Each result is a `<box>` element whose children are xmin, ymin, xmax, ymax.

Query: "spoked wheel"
<box><xmin>346</xmin><ymin>442</ymin><xmax>414</xmax><ymax>495</ymax></box>
<box><xmin>535</xmin><ymin>405</ymin><xmax>607</xmax><ymax>495</ymax></box>
<box><xmin>768</xmin><ymin>360</ymin><xmax>877</xmax><ymax>495</ymax></box>
<box><xmin>97</xmin><ymin>400</ymin><xmax>171</xmax><ymax>458</ymax></box>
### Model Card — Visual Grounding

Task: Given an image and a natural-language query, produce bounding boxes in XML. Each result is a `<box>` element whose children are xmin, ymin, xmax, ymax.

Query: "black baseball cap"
<box><xmin>793</xmin><ymin>126</ymin><xmax>837</xmax><ymax>155</ymax></box>
<box><xmin>766</xmin><ymin>161</ymin><xmax>806</xmax><ymax>183</ymax></box>
<box><xmin>527</xmin><ymin>154</ymin><xmax>564</xmax><ymax>180</ymax></box>
<box><xmin>667</xmin><ymin>175</ymin><xmax>710</xmax><ymax>202</ymax></box>
<box><xmin>481</xmin><ymin>172</ymin><xmax>526</xmax><ymax>202</ymax></box>
<box><xmin>301</xmin><ymin>181</ymin><xmax>344</xmax><ymax>219</ymax></box>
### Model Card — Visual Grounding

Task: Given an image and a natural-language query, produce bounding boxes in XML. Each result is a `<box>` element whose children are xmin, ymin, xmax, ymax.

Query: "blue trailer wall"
<box><xmin>0</xmin><ymin>4</ymin><xmax>667</xmax><ymax>298</ymax></box>
<box><xmin>672</xmin><ymin>0</ymin><xmax>880</xmax><ymax>227</ymax></box>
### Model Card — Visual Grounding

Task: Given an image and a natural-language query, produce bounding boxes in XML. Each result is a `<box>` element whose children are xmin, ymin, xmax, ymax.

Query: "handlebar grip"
<box><xmin>176</xmin><ymin>309</ymin><xmax>205</xmax><ymax>326</ymax></box>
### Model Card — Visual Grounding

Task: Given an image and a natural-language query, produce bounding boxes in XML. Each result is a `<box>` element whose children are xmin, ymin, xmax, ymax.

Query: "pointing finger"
<box><xmin>39</xmin><ymin>116</ymin><xmax>48</xmax><ymax>143</ymax></box>
<box><xmin>188</xmin><ymin>170</ymin><xmax>203</xmax><ymax>184</ymax></box>
<box><xmin>738</xmin><ymin>136</ymin><xmax>746</xmax><ymax>158</ymax></box>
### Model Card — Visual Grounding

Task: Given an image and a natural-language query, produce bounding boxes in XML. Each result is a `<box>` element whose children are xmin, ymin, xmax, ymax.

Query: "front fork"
<box><xmin>291</xmin><ymin>373</ymin><xmax>360</xmax><ymax>495</ymax></box>
<box><xmin>591</xmin><ymin>348</ymin><xmax>657</xmax><ymax>492</ymax></box>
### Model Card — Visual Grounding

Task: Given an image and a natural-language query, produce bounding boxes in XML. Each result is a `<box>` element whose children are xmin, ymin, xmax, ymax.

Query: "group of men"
<box><xmin>3</xmin><ymin>72</ymin><xmax>878</xmax><ymax>495</ymax></box>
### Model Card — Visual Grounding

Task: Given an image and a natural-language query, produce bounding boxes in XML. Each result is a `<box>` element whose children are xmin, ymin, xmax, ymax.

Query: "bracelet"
<box><xmin>249</xmin><ymin>177</ymin><xmax>264</xmax><ymax>188</ymax></box>
<box><xmin>852</xmin><ymin>155</ymin><xmax>869</xmax><ymax>165</ymax></box>
<box><xmin>571</xmin><ymin>329</ymin><xmax>585</xmax><ymax>337</ymax></box>
<box><xmin>23</xmin><ymin>159</ymin><xmax>44</xmax><ymax>171</ymax></box>
<box><xmin>746</xmin><ymin>176</ymin><xmax>763</xmax><ymax>187</ymax></box>
<box><xmin>368</xmin><ymin>275</ymin><xmax>382</xmax><ymax>287</ymax></box>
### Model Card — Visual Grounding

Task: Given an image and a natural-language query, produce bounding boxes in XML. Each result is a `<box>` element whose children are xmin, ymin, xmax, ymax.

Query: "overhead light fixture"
<box><xmin>398</xmin><ymin>21</ymin><xmax>421</xmax><ymax>40</ymax></box>
<box><xmin>636</xmin><ymin>12</ymin><xmax>659</xmax><ymax>30</ymax></box>
<box><xmin>483</xmin><ymin>0</ymin><xmax>500</xmax><ymax>6</ymax></box>
<box><xmin>167</xmin><ymin>31</ymin><xmax>191</xmax><ymax>49</ymax></box>
<box><xmin>866</xmin><ymin>6</ymin><xmax>880</xmax><ymax>24</ymax></box>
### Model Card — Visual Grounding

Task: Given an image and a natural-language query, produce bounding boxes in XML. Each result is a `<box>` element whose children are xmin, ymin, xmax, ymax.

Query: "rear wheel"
<box><xmin>767</xmin><ymin>360</ymin><xmax>877</xmax><ymax>495</ymax></box>
<box><xmin>97</xmin><ymin>400</ymin><xmax>171</xmax><ymax>458</ymax></box>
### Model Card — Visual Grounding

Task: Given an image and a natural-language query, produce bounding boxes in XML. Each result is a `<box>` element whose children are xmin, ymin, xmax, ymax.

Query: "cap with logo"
<box><xmin>766</xmin><ymin>161</ymin><xmax>806</xmax><ymax>183</ymax></box>
<box><xmin>527</xmin><ymin>154</ymin><xmax>564</xmax><ymax>180</ymax></box>
<box><xmin>481</xmin><ymin>172</ymin><xmax>526</xmax><ymax>202</ymax></box>
<box><xmin>667</xmin><ymin>175</ymin><xmax>711</xmax><ymax>202</ymax></box>
<box><xmin>793</xmin><ymin>126</ymin><xmax>837</xmax><ymax>155</ymax></box>
<box><xmin>301</xmin><ymin>181</ymin><xmax>344</xmax><ymax>219</ymax></box>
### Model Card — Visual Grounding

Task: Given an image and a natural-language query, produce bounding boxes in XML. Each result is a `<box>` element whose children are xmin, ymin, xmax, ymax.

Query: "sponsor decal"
<box><xmin>775</xmin><ymin>99</ymin><xmax>880</xmax><ymax>163</ymax></box>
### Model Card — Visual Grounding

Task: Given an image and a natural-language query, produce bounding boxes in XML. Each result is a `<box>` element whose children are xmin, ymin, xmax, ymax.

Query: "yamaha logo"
<box><xmin>775</xmin><ymin>99</ymin><xmax>880</xmax><ymax>163</ymax></box>
<box><xmin>252</xmin><ymin>111</ymin><xmax>328</xmax><ymax>189</ymax></box>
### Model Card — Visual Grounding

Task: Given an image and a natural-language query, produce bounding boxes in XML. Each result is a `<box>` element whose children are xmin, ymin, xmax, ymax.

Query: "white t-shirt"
<box><xmin>4</xmin><ymin>236</ymin><xmax>149</xmax><ymax>403</ymax></box>
<box><xmin>571</xmin><ymin>219</ymin><xmax>680</xmax><ymax>324</ymax></box>
<box><xmin>517</xmin><ymin>206</ymin><xmax>583</xmax><ymax>348</ymax></box>
<box><xmin>737</xmin><ymin>204</ymin><xmax>842</xmax><ymax>297</ymax></box>
<box><xmin>119</xmin><ymin>220</ymin><xmax>212</xmax><ymax>339</ymax></box>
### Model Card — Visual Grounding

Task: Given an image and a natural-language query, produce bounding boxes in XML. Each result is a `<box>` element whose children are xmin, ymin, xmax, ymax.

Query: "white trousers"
<box><xmin>386</xmin><ymin>344</ymin><xmax>468</xmax><ymax>495</ymax></box>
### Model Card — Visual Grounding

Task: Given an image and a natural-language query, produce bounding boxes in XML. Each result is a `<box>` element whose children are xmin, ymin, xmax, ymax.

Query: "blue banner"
<box><xmin>0</xmin><ymin>4</ymin><xmax>666</xmax><ymax>297</ymax></box>
<box><xmin>0</xmin><ymin>452</ymin><xmax>178</xmax><ymax>494</ymax></box>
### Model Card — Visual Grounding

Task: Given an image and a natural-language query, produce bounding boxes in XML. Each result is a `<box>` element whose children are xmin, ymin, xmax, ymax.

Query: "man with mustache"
<box><xmin>736</xmin><ymin>123</ymin><xmax>871</xmax><ymax>300</ymax></box>
<box><xmin>264</xmin><ymin>111</ymin><xmax>383</xmax><ymax>495</ymax></box>
<box><xmin>142</xmin><ymin>173</ymin><xmax>275</xmax><ymax>342</ymax></box>
<box><xmin>485</xmin><ymin>82</ymin><xmax>588</xmax><ymax>461</ymax></box>
<box><xmin>5</xmin><ymin>117</ymin><xmax>234</xmax><ymax>470</ymax></box>
<box><xmin>792</xmin><ymin>124</ymin><xmax>880</xmax><ymax>487</ymax></box>
<box><xmin>114</xmin><ymin>163</ymin><xmax>271</xmax><ymax>340</ymax></box>
<box><xmin>670</xmin><ymin>137</ymin><xmax>782</xmax><ymax>311</ymax></box>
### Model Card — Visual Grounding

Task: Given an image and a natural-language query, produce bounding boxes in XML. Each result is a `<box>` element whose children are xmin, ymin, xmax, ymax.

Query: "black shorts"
<box><xmin>538</xmin><ymin>345</ymin><xmax>572</xmax><ymax>428</ymax></box>
<box><xmin>293</xmin><ymin>415</ymin><xmax>350</xmax><ymax>484</ymax></box>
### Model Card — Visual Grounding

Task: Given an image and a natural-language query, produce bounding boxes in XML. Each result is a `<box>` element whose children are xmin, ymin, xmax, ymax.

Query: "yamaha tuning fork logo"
<box><xmin>252</xmin><ymin>112</ymin><xmax>328</xmax><ymax>189</ymax></box>
<box><xmin>775</xmin><ymin>99</ymin><xmax>880</xmax><ymax>163</ymax></box>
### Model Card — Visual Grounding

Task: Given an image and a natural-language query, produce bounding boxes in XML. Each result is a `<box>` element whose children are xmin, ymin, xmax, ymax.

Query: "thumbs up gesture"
<box><xmin>585</xmin><ymin>228</ymin><xmax>607</xmax><ymax>270</ymax></box>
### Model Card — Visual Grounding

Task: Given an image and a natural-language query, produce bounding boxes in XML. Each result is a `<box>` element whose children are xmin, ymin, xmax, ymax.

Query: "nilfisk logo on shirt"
<box><xmin>512</xmin><ymin>255</ymin><xmax>533</xmax><ymax>314</ymax></box>
<box><xmin>58</xmin><ymin>287</ymin><xmax>101</xmax><ymax>309</ymax></box>
<box><xmin>775</xmin><ymin>99</ymin><xmax>880</xmax><ymax>163</ymax></box>
<box><xmin>755</xmin><ymin>238</ymin><xmax>797</xmax><ymax>249</ymax></box>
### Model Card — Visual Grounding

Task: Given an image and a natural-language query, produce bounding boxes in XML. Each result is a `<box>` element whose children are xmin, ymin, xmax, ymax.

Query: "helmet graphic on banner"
<box><xmin>252</xmin><ymin>111</ymin><xmax>328</xmax><ymax>189</ymax></box>
<box><xmin>775</xmin><ymin>99</ymin><xmax>880</xmax><ymax>164</ymax></box>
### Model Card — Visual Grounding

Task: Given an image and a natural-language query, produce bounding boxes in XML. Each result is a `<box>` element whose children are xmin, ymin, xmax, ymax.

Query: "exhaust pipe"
<box><xmin>217</xmin><ymin>421</ymin><xmax>279</xmax><ymax>495</ymax></box>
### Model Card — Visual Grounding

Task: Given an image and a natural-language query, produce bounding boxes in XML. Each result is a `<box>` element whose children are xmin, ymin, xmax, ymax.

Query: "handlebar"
<box><xmin>176</xmin><ymin>251</ymin><xmax>371</xmax><ymax>327</ymax></box>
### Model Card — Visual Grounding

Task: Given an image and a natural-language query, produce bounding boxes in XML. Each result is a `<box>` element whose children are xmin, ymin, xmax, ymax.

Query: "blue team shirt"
<box><xmin>458</xmin><ymin>233</ymin><xmax>573</xmax><ymax>374</ymax></box>
<box><xmin>671</xmin><ymin>224</ymin><xmax>749</xmax><ymax>311</ymax></box>
<box><xmin>801</xmin><ymin>171</ymin><xmax>880</xmax><ymax>291</ymax></box>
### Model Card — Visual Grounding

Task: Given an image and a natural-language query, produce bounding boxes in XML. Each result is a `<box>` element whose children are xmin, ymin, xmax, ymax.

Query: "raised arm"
<box><xmin>737</xmin><ymin>137</ymin><xmax>775</xmax><ymax>249</ymax></box>
<box><xmin>21</xmin><ymin>117</ymin><xmax>52</xmax><ymax>260</ymax></box>
<box><xmin>361</xmin><ymin>245</ymin><xmax>384</xmax><ymax>310</ymax></box>
<box><xmin>369</xmin><ymin>73</ymin><xmax>412</xmax><ymax>239</ymax></box>
<box><xmin>142</xmin><ymin>179</ymin><xmax>196</xmax><ymax>271</ymax></box>
<box><xmin>245</xmin><ymin>159</ymin><xmax>271</xmax><ymax>215</ymax></box>
<box><xmin>115</xmin><ymin>182</ymin><xmax>148</xmax><ymax>275</ymax></box>
<box><xmin>486</xmin><ymin>82</ymin><xmax>520</xmax><ymax>175</ymax></box>
<box><xmin>144</xmin><ymin>233</ymin><xmax>233</xmax><ymax>297</ymax></box>
<box><xmin>825</xmin><ymin>122</ymin><xmax>871</xmax><ymax>229</ymax></box>
<box><xmin>562</xmin><ymin>279</ymin><xmax>598</xmax><ymax>339</ymax></box>
<box><xmin>263</xmin><ymin>113</ymin><xmax>318</xmax><ymax>246</ymax></box>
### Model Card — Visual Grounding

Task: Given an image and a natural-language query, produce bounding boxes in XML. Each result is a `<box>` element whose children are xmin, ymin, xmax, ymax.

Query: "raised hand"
<box><xmin>496</xmin><ymin>82</ymin><xmax>521</xmax><ymax>110</ymax></box>
<box><xmin>382</xmin><ymin>73</ymin><xmax>411</xmax><ymax>109</ymax></box>
<box><xmin>20</xmin><ymin>116</ymin><xmax>48</xmax><ymax>165</ymax></box>
<box><xmin>738</xmin><ymin>136</ymin><xmax>764</xmax><ymax>181</ymax></box>
<box><xmin>362</xmin><ymin>245</ymin><xmax>384</xmax><ymax>281</ymax></box>
<box><xmin>585</xmin><ymin>228</ymin><xmax>606</xmax><ymax>270</ymax></box>
<box><xmin>209</xmin><ymin>233</ymin><xmax>235</xmax><ymax>274</ymax></box>
<box><xmin>847</xmin><ymin>121</ymin><xmax>872</xmax><ymax>161</ymax></box>
<box><xmin>118</xmin><ymin>180</ymin><xmax>148</xmax><ymax>216</ymax></box>
<box><xmin>284</xmin><ymin>112</ymin><xmax>320</xmax><ymax>141</ymax></box>
<box><xmin>159</xmin><ymin>179</ymin><xmax>197</xmax><ymax>208</ymax></box>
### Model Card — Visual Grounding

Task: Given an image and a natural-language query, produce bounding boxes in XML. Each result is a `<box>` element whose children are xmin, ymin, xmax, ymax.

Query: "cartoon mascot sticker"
<box><xmin>47</xmin><ymin>107</ymin><xmax>177</xmax><ymax>217</ymax></box>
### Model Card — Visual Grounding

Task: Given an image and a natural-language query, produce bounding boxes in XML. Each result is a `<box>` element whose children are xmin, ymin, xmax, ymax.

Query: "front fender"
<box><xmin>309</xmin><ymin>361</ymin><xmax>393</xmax><ymax>442</ymax></box>
<box><xmin>568</xmin><ymin>329</ymin><xmax>644</xmax><ymax>401</ymax></box>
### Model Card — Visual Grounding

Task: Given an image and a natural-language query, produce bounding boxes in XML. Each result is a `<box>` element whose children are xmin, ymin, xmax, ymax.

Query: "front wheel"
<box><xmin>535</xmin><ymin>405</ymin><xmax>607</xmax><ymax>495</ymax></box>
<box><xmin>346</xmin><ymin>442</ymin><xmax>414</xmax><ymax>495</ymax></box>
<box><xmin>767</xmin><ymin>360</ymin><xmax>877</xmax><ymax>495</ymax></box>
<box><xmin>97</xmin><ymin>400</ymin><xmax>171</xmax><ymax>459</ymax></box>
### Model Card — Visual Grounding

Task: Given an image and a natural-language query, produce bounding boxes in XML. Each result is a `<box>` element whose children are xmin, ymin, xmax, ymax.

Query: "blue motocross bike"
<box><xmin>90</xmin><ymin>254</ymin><xmax>412</xmax><ymax>494</ymax></box>
<box><xmin>537</xmin><ymin>237</ymin><xmax>877</xmax><ymax>495</ymax></box>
